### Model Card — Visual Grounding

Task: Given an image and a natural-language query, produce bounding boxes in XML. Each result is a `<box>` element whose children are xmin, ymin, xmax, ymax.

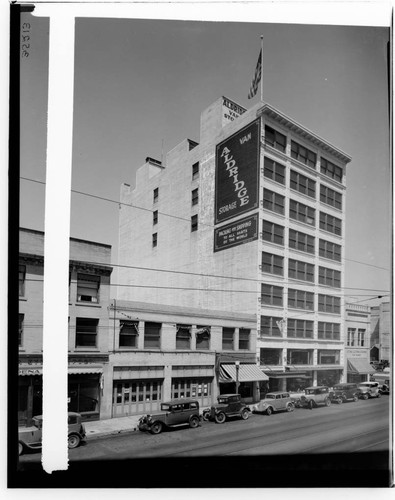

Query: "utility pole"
<box><xmin>235</xmin><ymin>361</ymin><xmax>240</xmax><ymax>395</ymax></box>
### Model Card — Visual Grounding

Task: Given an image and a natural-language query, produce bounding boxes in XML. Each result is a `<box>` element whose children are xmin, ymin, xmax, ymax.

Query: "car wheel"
<box><xmin>241</xmin><ymin>409</ymin><xmax>249</xmax><ymax>420</ymax></box>
<box><xmin>68</xmin><ymin>434</ymin><xmax>81</xmax><ymax>449</ymax></box>
<box><xmin>363</xmin><ymin>393</ymin><xmax>369</xmax><ymax>400</ymax></box>
<box><xmin>308</xmin><ymin>400</ymin><xmax>314</xmax><ymax>410</ymax></box>
<box><xmin>18</xmin><ymin>442</ymin><xmax>24</xmax><ymax>456</ymax></box>
<box><xmin>337</xmin><ymin>397</ymin><xmax>343</xmax><ymax>404</ymax></box>
<box><xmin>325</xmin><ymin>398</ymin><xmax>331</xmax><ymax>407</ymax></box>
<box><xmin>202</xmin><ymin>412</ymin><xmax>210</xmax><ymax>422</ymax></box>
<box><xmin>215</xmin><ymin>412</ymin><xmax>226</xmax><ymax>424</ymax></box>
<box><xmin>377</xmin><ymin>392</ymin><xmax>381</xmax><ymax>398</ymax></box>
<box><xmin>150</xmin><ymin>422</ymin><xmax>163</xmax><ymax>434</ymax></box>
<box><xmin>353</xmin><ymin>394</ymin><xmax>358</xmax><ymax>402</ymax></box>
<box><xmin>266</xmin><ymin>406</ymin><xmax>273</xmax><ymax>416</ymax></box>
<box><xmin>189</xmin><ymin>416</ymin><xmax>199</xmax><ymax>428</ymax></box>
<box><xmin>286</xmin><ymin>403</ymin><xmax>294</xmax><ymax>412</ymax></box>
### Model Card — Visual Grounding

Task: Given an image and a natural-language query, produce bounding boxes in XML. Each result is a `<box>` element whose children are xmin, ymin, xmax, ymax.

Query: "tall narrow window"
<box><xmin>192</xmin><ymin>162</ymin><xmax>199</xmax><ymax>180</ymax></box>
<box><xmin>196</xmin><ymin>326</ymin><xmax>210</xmax><ymax>350</ymax></box>
<box><xmin>152</xmin><ymin>233</ymin><xmax>158</xmax><ymax>247</ymax></box>
<box><xmin>144</xmin><ymin>322</ymin><xmax>161</xmax><ymax>349</ymax></box>
<box><xmin>119</xmin><ymin>321</ymin><xmax>138</xmax><ymax>348</ymax></box>
<box><xmin>222</xmin><ymin>327</ymin><xmax>235</xmax><ymax>350</ymax></box>
<box><xmin>76</xmin><ymin>318</ymin><xmax>98</xmax><ymax>347</ymax></box>
<box><xmin>265</xmin><ymin>125</ymin><xmax>286</xmax><ymax>153</ymax></box>
<box><xmin>153</xmin><ymin>187</ymin><xmax>159</xmax><ymax>203</ymax></box>
<box><xmin>358</xmin><ymin>329</ymin><xmax>366</xmax><ymax>347</ymax></box>
<box><xmin>19</xmin><ymin>313</ymin><xmax>24</xmax><ymax>347</ymax></box>
<box><xmin>176</xmin><ymin>324</ymin><xmax>192</xmax><ymax>349</ymax></box>
<box><xmin>191</xmin><ymin>214</ymin><xmax>198</xmax><ymax>232</ymax></box>
<box><xmin>77</xmin><ymin>274</ymin><xmax>100</xmax><ymax>303</ymax></box>
<box><xmin>153</xmin><ymin>210</ymin><xmax>158</xmax><ymax>225</ymax></box>
<box><xmin>19</xmin><ymin>264</ymin><xmax>26</xmax><ymax>297</ymax></box>
<box><xmin>239</xmin><ymin>329</ymin><xmax>250</xmax><ymax>350</ymax></box>
<box><xmin>192</xmin><ymin>188</ymin><xmax>199</xmax><ymax>206</ymax></box>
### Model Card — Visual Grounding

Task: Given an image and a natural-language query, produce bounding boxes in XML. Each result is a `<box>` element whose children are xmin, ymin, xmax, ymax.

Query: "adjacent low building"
<box><xmin>370</xmin><ymin>302</ymin><xmax>391</xmax><ymax>363</ymax></box>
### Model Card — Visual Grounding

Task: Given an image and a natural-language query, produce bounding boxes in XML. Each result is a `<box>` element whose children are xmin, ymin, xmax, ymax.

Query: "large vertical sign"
<box><xmin>215</xmin><ymin>119</ymin><xmax>260</xmax><ymax>224</ymax></box>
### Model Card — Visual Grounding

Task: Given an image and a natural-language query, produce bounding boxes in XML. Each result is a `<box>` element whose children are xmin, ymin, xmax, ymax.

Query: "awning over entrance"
<box><xmin>347</xmin><ymin>358</ymin><xmax>375</xmax><ymax>375</ymax></box>
<box><xmin>68</xmin><ymin>367</ymin><xmax>103</xmax><ymax>375</ymax></box>
<box><xmin>266</xmin><ymin>372</ymin><xmax>309</xmax><ymax>379</ymax></box>
<box><xmin>220</xmin><ymin>364</ymin><xmax>269</xmax><ymax>383</ymax></box>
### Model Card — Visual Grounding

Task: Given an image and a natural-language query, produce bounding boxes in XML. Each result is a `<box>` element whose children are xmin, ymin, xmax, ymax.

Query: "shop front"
<box><xmin>171</xmin><ymin>365</ymin><xmax>215</xmax><ymax>407</ymax></box>
<box><xmin>219</xmin><ymin>363</ymin><xmax>269</xmax><ymax>403</ymax></box>
<box><xmin>346</xmin><ymin>354</ymin><xmax>375</xmax><ymax>384</ymax></box>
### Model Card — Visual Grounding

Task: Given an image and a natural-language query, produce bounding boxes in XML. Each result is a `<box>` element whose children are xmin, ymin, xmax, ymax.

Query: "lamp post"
<box><xmin>235</xmin><ymin>361</ymin><xmax>240</xmax><ymax>395</ymax></box>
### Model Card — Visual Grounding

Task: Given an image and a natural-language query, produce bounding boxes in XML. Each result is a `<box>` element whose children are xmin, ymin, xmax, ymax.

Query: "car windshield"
<box><xmin>265</xmin><ymin>394</ymin><xmax>275</xmax><ymax>399</ymax></box>
<box><xmin>161</xmin><ymin>404</ymin><xmax>171</xmax><ymax>411</ymax></box>
<box><xmin>305</xmin><ymin>389</ymin><xmax>316</xmax><ymax>395</ymax></box>
<box><xmin>333</xmin><ymin>385</ymin><xmax>345</xmax><ymax>390</ymax></box>
<box><xmin>217</xmin><ymin>398</ymin><xmax>229</xmax><ymax>404</ymax></box>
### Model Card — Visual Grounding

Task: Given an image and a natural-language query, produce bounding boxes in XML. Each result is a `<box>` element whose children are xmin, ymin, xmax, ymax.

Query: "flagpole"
<box><xmin>260</xmin><ymin>35</ymin><xmax>264</xmax><ymax>102</ymax></box>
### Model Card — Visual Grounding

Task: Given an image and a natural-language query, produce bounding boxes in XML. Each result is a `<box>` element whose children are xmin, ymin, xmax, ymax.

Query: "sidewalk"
<box><xmin>84</xmin><ymin>414</ymin><xmax>141</xmax><ymax>440</ymax></box>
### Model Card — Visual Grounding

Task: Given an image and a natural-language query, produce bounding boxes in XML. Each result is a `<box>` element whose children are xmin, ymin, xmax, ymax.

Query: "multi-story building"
<box><xmin>370</xmin><ymin>302</ymin><xmax>391</xmax><ymax>363</ymax></box>
<box><xmin>18</xmin><ymin>228</ymin><xmax>113</xmax><ymax>425</ymax></box>
<box><xmin>344</xmin><ymin>302</ymin><xmax>374</xmax><ymax>383</ymax></box>
<box><xmin>118</xmin><ymin>96</ymin><xmax>351</xmax><ymax>395</ymax></box>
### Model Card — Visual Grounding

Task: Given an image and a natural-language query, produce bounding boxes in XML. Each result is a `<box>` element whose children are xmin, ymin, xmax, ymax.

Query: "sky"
<box><xmin>19</xmin><ymin>5</ymin><xmax>391</xmax><ymax>308</ymax></box>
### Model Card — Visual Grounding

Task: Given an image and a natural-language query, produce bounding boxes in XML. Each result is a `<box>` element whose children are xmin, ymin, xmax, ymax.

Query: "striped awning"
<box><xmin>220</xmin><ymin>364</ymin><xmax>269</xmax><ymax>383</ymax></box>
<box><xmin>19</xmin><ymin>366</ymin><xmax>103</xmax><ymax>376</ymax></box>
<box><xmin>347</xmin><ymin>358</ymin><xmax>375</xmax><ymax>375</ymax></box>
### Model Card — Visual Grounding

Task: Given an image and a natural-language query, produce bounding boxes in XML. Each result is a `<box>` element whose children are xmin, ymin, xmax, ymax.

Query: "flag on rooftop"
<box><xmin>247</xmin><ymin>49</ymin><xmax>262</xmax><ymax>99</ymax></box>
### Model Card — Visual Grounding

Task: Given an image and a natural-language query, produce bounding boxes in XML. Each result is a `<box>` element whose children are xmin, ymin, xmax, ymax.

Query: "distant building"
<box><xmin>118</xmin><ymin>96</ymin><xmax>352</xmax><ymax>393</ymax></box>
<box><xmin>18</xmin><ymin>228</ymin><xmax>113</xmax><ymax>425</ymax></box>
<box><xmin>344</xmin><ymin>302</ymin><xmax>374</xmax><ymax>383</ymax></box>
<box><xmin>370</xmin><ymin>302</ymin><xmax>391</xmax><ymax>362</ymax></box>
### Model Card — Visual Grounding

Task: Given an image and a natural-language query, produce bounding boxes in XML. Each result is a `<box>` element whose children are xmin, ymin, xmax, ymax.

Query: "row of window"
<box><xmin>264</xmin><ymin>125</ymin><xmax>343</xmax><ymax>183</ymax></box>
<box><xmin>347</xmin><ymin>328</ymin><xmax>366</xmax><ymax>347</ymax></box>
<box><xmin>152</xmin><ymin>214</ymin><xmax>199</xmax><ymax>247</ymax></box>
<box><xmin>260</xmin><ymin>285</ymin><xmax>341</xmax><ymax>314</ymax></box>
<box><xmin>260</xmin><ymin>347</ymin><xmax>341</xmax><ymax>366</ymax></box>
<box><xmin>264</xmin><ymin>157</ymin><xmax>343</xmax><ymax>210</ymax></box>
<box><xmin>261</xmin><ymin>252</ymin><xmax>341</xmax><ymax>287</ymax></box>
<box><xmin>152</xmin><ymin>162</ymin><xmax>200</xmax><ymax>207</ymax></box>
<box><xmin>260</xmin><ymin>316</ymin><xmax>340</xmax><ymax>340</ymax></box>
<box><xmin>263</xmin><ymin>189</ymin><xmax>342</xmax><ymax>236</ymax></box>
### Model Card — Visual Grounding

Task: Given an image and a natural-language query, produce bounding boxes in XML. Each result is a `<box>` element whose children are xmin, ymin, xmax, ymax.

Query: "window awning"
<box><xmin>347</xmin><ymin>358</ymin><xmax>375</xmax><ymax>375</ymax></box>
<box><xmin>220</xmin><ymin>364</ymin><xmax>269</xmax><ymax>383</ymax></box>
<box><xmin>68</xmin><ymin>367</ymin><xmax>103</xmax><ymax>375</ymax></box>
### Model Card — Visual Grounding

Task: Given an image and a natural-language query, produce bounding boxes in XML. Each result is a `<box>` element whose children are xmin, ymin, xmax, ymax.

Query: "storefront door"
<box><xmin>171</xmin><ymin>378</ymin><xmax>213</xmax><ymax>407</ymax></box>
<box><xmin>112</xmin><ymin>379</ymin><xmax>163</xmax><ymax>417</ymax></box>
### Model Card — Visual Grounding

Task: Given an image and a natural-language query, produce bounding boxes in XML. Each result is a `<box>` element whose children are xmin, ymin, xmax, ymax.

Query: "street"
<box><xmin>20</xmin><ymin>396</ymin><xmax>390</xmax><ymax>461</ymax></box>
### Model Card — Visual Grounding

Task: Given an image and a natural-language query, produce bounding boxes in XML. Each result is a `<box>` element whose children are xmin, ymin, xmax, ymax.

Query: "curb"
<box><xmin>85</xmin><ymin>426</ymin><xmax>138</xmax><ymax>441</ymax></box>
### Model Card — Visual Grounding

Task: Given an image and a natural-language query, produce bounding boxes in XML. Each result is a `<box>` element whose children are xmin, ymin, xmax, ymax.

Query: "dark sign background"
<box><xmin>214</xmin><ymin>213</ymin><xmax>258</xmax><ymax>252</ymax></box>
<box><xmin>215</xmin><ymin>119</ymin><xmax>260</xmax><ymax>224</ymax></box>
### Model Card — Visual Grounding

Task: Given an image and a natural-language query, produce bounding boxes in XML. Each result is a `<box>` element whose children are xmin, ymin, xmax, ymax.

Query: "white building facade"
<box><xmin>118</xmin><ymin>96</ymin><xmax>351</xmax><ymax>394</ymax></box>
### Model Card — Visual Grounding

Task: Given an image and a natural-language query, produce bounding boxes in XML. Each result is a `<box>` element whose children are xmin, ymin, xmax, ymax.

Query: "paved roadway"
<box><xmin>20</xmin><ymin>395</ymin><xmax>390</xmax><ymax>461</ymax></box>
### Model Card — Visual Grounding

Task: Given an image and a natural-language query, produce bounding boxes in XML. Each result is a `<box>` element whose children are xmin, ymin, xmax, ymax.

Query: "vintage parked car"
<box><xmin>288</xmin><ymin>390</ymin><xmax>306</xmax><ymax>408</ymax></box>
<box><xmin>18</xmin><ymin>412</ymin><xmax>86</xmax><ymax>455</ymax></box>
<box><xmin>357</xmin><ymin>381</ymin><xmax>381</xmax><ymax>400</ymax></box>
<box><xmin>252</xmin><ymin>391</ymin><xmax>295</xmax><ymax>415</ymax></box>
<box><xmin>330</xmin><ymin>383</ymin><xmax>361</xmax><ymax>404</ymax></box>
<box><xmin>138</xmin><ymin>399</ymin><xmax>201</xmax><ymax>434</ymax></box>
<box><xmin>371</xmin><ymin>372</ymin><xmax>391</xmax><ymax>394</ymax></box>
<box><xmin>299</xmin><ymin>386</ymin><xmax>332</xmax><ymax>409</ymax></box>
<box><xmin>202</xmin><ymin>394</ymin><xmax>250</xmax><ymax>424</ymax></box>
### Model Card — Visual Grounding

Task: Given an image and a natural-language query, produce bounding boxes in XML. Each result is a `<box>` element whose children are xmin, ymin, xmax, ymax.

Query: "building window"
<box><xmin>153</xmin><ymin>187</ymin><xmax>159</xmax><ymax>203</ymax></box>
<box><xmin>261</xmin><ymin>284</ymin><xmax>283</xmax><ymax>306</ymax></box>
<box><xmin>144</xmin><ymin>322</ymin><xmax>161</xmax><ymax>349</ymax></box>
<box><xmin>287</xmin><ymin>319</ymin><xmax>313</xmax><ymax>339</ymax></box>
<box><xmin>358</xmin><ymin>329</ymin><xmax>366</xmax><ymax>346</ymax></box>
<box><xmin>262</xmin><ymin>188</ymin><xmax>285</xmax><ymax>215</ymax></box>
<box><xmin>318</xmin><ymin>322</ymin><xmax>340</xmax><ymax>340</ymax></box>
<box><xmin>19</xmin><ymin>313</ymin><xmax>24</xmax><ymax>347</ymax></box>
<box><xmin>119</xmin><ymin>321</ymin><xmax>138</xmax><ymax>348</ymax></box>
<box><xmin>222</xmin><ymin>327</ymin><xmax>235</xmax><ymax>350</ymax></box>
<box><xmin>176</xmin><ymin>324</ymin><xmax>192</xmax><ymax>349</ymax></box>
<box><xmin>319</xmin><ymin>266</ymin><xmax>341</xmax><ymax>288</ymax></box>
<box><xmin>192</xmin><ymin>162</ymin><xmax>199</xmax><ymax>180</ymax></box>
<box><xmin>153</xmin><ymin>210</ymin><xmax>158</xmax><ymax>225</ymax></box>
<box><xmin>319</xmin><ymin>239</ymin><xmax>341</xmax><ymax>262</ymax></box>
<box><xmin>196</xmin><ymin>326</ymin><xmax>210</xmax><ymax>350</ymax></box>
<box><xmin>289</xmin><ymin>229</ymin><xmax>315</xmax><ymax>254</ymax></box>
<box><xmin>265</xmin><ymin>125</ymin><xmax>286</xmax><ymax>153</ymax></box>
<box><xmin>172</xmin><ymin>378</ymin><xmax>212</xmax><ymax>400</ymax></box>
<box><xmin>321</xmin><ymin>157</ymin><xmax>343</xmax><ymax>183</ymax></box>
<box><xmin>75</xmin><ymin>318</ymin><xmax>98</xmax><ymax>347</ymax></box>
<box><xmin>288</xmin><ymin>289</ymin><xmax>314</xmax><ymax>311</ymax></box>
<box><xmin>191</xmin><ymin>214</ymin><xmax>198</xmax><ymax>232</ymax></box>
<box><xmin>261</xmin><ymin>252</ymin><xmax>283</xmax><ymax>276</ymax></box>
<box><xmin>287</xmin><ymin>349</ymin><xmax>313</xmax><ymax>365</ymax></box>
<box><xmin>239</xmin><ymin>328</ymin><xmax>250</xmax><ymax>350</ymax></box>
<box><xmin>347</xmin><ymin>328</ymin><xmax>356</xmax><ymax>346</ymax></box>
<box><xmin>290</xmin><ymin>170</ymin><xmax>316</xmax><ymax>198</ymax></box>
<box><xmin>19</xmin><ymin>264</ymin><xmax>26</xmax><ymax>297</ymax></box>
<box><xmin>318</xmin><ymin>350</ymin><xmax>340</xmax><ymax>365</ymax></box>
<box><xmin>77</xmin><ymin>273</ymin><xmax>100</xmax><ymax>303</ymax></box>
<box><xmin>260</xmin><ymin>316</ymin><xmax>283</xmax><ymax>337</ymax></box>
<box><xmin>291</xmin><ymin>141</ymin><xmax>316</xmax><ymax>169</ymax></box>
<box><xmin>152</xmin><ymin>233</ymin><xmax>157</xmax><ymax>247</ymax></box>
<box><xmin>192</xmin><ymin>188</ymin><xmax>199</xmax><ymax>206</ymax></box>
<box><xmin>320</xmin><ymin>212</ymin><xmax>342</xmax><ymax>236</ymax></box>
<box><xmin>288</xmin><ymin>259</ymin><xmax>315</xmax><ymax>283</ymax></box>
<box><xmin>320</xmin><ymin>185</ymin><xmax>342</xmax><ymax>210</ymax></box>
<box><xmin>318</xmin><ymin>294</ymin><xmax>341</xmax><ymax>314</ymax></box>
<box><xmin>290</xmin><ymin>200</ymin><xmax>315</xmax><ymax>226</ymax></box>
<box><xmin>263</xmin><ymin>157</ymin><xmax>285</xmax><ymax>185</ymax></box>
<box><xmin>262</xmin><ymin>220</ymin><xmax>284</xmax><ymax>245</ymax></box>
<box><xmin>260</xmin><ymin>348</ymin><xmax>282</xmax><ymax>366</ymax></box>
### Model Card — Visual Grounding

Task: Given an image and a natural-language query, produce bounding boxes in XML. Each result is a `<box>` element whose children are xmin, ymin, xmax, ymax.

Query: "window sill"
<box><xmin>75</xmin><ymin>302</ymin><xmax>102</xmax><ymax>308</ymax></box>
<box><xmin>289</xmin><ymin>217</ymin><xmax>316</xmax><ymax>231</ymax></box>
<box><xmin>290</xmin><ymin>187</ymin><xmax>316</xmax><ymax>204</ymax></box>
<box><xmin>74</xmin><ymin>347</ymin><xmax>99</xmax><ymax>351</ymax></box>
<box><xmin>318</xmin><ymin>227</ymin><xmax>342</xmax><ymax>240</ymax></box>
<box><xmin>19</xmin><ymin>297</ymin><xmax>27</xmax><ymax>302</ymax></box>
<box><xmin>320</xmin><ymin>200</ymin><xmax>343</xmax><ymax>213</ymax></box>
<box><xmin>289</xmin><ymin>156</ymin><xmax>317</xmax><ymax>174</ymax></box>
<box><xmin>261</xmin><ymin>208</ymin><xmax>286</xmax><ymax>219</ymax></box>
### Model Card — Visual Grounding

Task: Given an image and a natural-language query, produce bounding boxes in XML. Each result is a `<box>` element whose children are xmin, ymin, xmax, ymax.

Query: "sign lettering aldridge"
<box><xmin>215</xmin><ymin>119</ymin><xmax>260</xmax><ymax>224</ymax></box>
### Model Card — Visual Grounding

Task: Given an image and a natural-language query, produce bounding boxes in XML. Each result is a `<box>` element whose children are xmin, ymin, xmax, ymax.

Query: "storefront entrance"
<box><xmin>171</xmin><ymin>377</ymin><xmax>213</xmax><ymax>407</ymax></box>
<box><xmin>18</xmin><ymin>375</ymin><xmax>42</xmax><ymax>426</ymax></box>
<box><xmin>112</xmin><ymin>379</ymin><xmax>163</xmax><ymax>417</ymax></box>
<box><xmin>68</xmin><ymin>374</ymin><xmax>101</xmax><ymax>421</ymax></box>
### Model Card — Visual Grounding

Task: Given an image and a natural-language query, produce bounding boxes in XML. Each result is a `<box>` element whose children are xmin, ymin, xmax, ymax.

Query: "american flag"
<box><xmin>247</xmin><ymin>49</ymin><xmax>262</xmax><ymax>99</ymax></box>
